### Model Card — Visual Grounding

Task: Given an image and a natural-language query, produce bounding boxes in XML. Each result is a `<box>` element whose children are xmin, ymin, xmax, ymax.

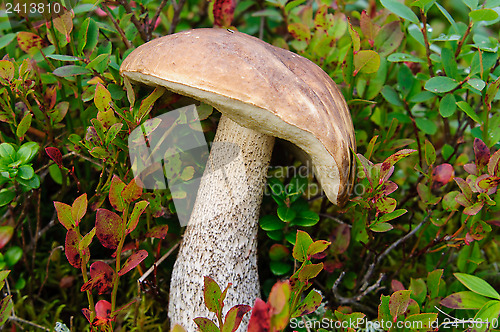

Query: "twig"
<box><xmin>332</xmin><ymin>272</ymin><xmax>384</xmax><ymax>308</ymax></box>
<box><xmin>168</xmin><ymin>0</ymin><xmax>187</xmax><ymax>34</ymax></box>
<box><xmin>137</xmin><ymin>241</ymin><xmax>180</xmax><ymax>290</ymax></box>
<box><xmin>455</xmin><ymin>21</ymin><xmax>473</xmax><ymax>58</ymax></box>
<box><xmin>359</xmin><ymin>213</ymin><xmax>431</xmax><ymax>290</ymax></box>
<box><xmin>9</xmin><ymin>316</ymin><xmax>50</xmax><ymax>331</ymax></box>
<box><xmin>102</xmin><ymin>4</ymin><xmax>133</xmax><ymax>49</ymax></box>
<box><xmin>117</xmin><ymin>0</ymin><xmax>149</xmax><ymax>42</ymax></box>
<box><xmin>149</xmin><ymin>0</ymin><xmax>169</xmax><ymax>39</ymax></box>
<box><xmin>37</xmin><ymin>246</ymin><xmax>64</xmax><ymax>297</ymax></box>
<box><xmin>420</xmin><ymin>9</ymin><xmax>434</xmax><ymax>77</ymax></box>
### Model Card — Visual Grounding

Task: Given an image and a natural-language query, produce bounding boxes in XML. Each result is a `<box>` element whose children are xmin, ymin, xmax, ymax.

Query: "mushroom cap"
<box><xmin>120</xmin><ymin>28</ymin><xmax>356</xmax><ymax>206</ymax></box>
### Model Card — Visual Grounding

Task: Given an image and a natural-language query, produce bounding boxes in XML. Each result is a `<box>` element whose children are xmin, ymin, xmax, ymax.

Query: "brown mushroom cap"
<box><xmin>120</xmin><ymin>28</ymin><xmax>356</xmax><ymax>205</ymax></box>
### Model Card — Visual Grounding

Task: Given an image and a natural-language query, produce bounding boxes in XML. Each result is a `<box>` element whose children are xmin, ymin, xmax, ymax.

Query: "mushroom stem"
<box><xmin>169</xmin><ymin>115</ymin><xmax>275</xmax><ymax>331</ymax></box>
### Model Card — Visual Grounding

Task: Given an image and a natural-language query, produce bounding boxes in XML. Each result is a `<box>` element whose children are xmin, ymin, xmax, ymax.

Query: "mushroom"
<box><xmin>120</xmin><ymin>28</ymin><xmax>356</xmax><ymax>331</ymax></box>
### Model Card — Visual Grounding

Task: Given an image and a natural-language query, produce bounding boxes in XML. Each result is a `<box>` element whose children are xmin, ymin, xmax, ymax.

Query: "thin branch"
<box><xmin>149</xmin><ymin>0</ymin><xmax>170</xmax><ymax>39</ymax></box>
<box><xmin>168</xmin><ymin>0</ymin><xmax>187</xmax><ymax>34</ymax></box>
<box><xmin>359</xmin><ymin>213</ymin><xmax>431</xmax><ymax>290</ymax></box>
<box><xmin>455</xmin><ymin>21</ymin><xmax>473</xmax><ymax>58</ymax></box>
<box><xmin>117</xmin><ymin>0</ymin><xmax>149</xmax><ymax>42</ymax></box>
<box><xmin>420</xmin><ymin>9</ymin><xmax>434</xmax><ymax>77</ymax></box>
<box><xmin>331</xmin><ymin>272</ymin><xmax>378</xmax><ymax>314</ymax></box>
<box><xmin>137</xmin><ymin>241</ymin><xmax>180</xmax><ymax>290</ymax></box>
<box><xmin>102</xmin><ymin>4</ymin><xmax>133</xmax><ymax>49</ymax></box>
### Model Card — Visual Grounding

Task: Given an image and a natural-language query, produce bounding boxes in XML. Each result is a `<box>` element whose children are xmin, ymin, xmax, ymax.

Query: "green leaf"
<box><xmin>404</xmin><ymin>313</ymin><xmax>438</xmax><ymax>330</ymax></box>
<box><xmin>291</xmin><ymin>210</ymin><xmax>319</xmax><ymax>227</ymax></box>
<box><xmin>441</xmin><ymin>291</ymin><xmax>490</xmax><ymax>309</ymax></box>
<box><xmin>381</xmin><ymin>86</ymin><xmax>403</xmax><ymax>106</ymax></box>
<box><xmin>425</xmin><ymin>77</ymin><xmax>459</xmax><ymax>93</ymax></box>
<box><xmin>194</xmin><ymin>318</ymin><xmax>220</xmax><ymax>332</ymax></box>
<box><xmin>387</xmin><ymin>53</ymin><xmax>425</xmax><ymax>63</ymax></box>
<box><xmin>379</xmin><ymin>209</ymin><xmax>407</xmax><ymax>222</ymax></box>
<box><xmin>298</xmin><ymin>262</ymin><xmax>323</xmax><ymax>282</ymax></box>
<box><xmin>94</xmin><ymin>83</ymin><xmax>113</xmax><ymax>113</ymax></box>
<box><xmin>439</xmin><ymin>94</ymin><xmax>457</xmax><ymax>118</ymax></box>
<box><xmin>370</xmin><ymin>222</ymin><xmax>393</xmax><ymax>232</ymax></box>
<box><xmin>5</xmin><ymin>246</ymin><xmax>22</xmax><ymax>267</ymax></box>
<box><xmin>105</xmin><ymin>123</ymin><xmax>123</xmax><ymax>146</ymax></box>
<box><xmin>136</xmin><ymin>86</ymin><xmax>166</xmax><ymax>122</ymax></box>
<box><xmin>469</xmin><ymin>9</ymin><xmax>498</xmax><ymax>22</ymax></box>
<box><xmin>397</xmin><ymin>64</ymin><xmax>415</xmax><ymax>98</ymax></box>
<box><xmin>17</xmin><ymin>142</ymin><xmax>39</xmax><ymax>164</ymax></box>
<box><xmin>0</xmin><ymin>34</ymin><xmax>16</xmax><ymax>50</ymax></box>
<box><xmin>0</xmin><ymin>143</ymin><xmax>16</xmax><ymax>164</ymax></box>
<box><xmin>54</xmin><ymin>201</ymin><xmax>75</xmax><ymax>230</ymax></box>
<box><xmin>126</xmin><ymin>200</ymin><xmax>149</xmax><ymax>234</ymax></box>
<box><xmin>79</xmin><ymin>227</ymin><xmax>95</xmax><ymax>252</ymax></box>
<box><xmin>463</xmin><ymin>0</ymin><xmax>478</xmax><ymax>10</ymax></box>
<box><xmin>18</xmin><ymin>165</ymin><xmax>34</xmax><ymax>180</ymax></box>
<box><xmin>389</xmin><ymin>290</ymin><xmax>412</xmax><ymax>320</ymax></box>
<box><xmin>467</xmin><ymin>78</ymin><xmax>486</xmax><ymax>91</ymax></box>
<box><xmin>436</xmin><ymin>3</ymin><xmax>459</xmax><ymax>33</ymax></box>
<box><xmin>71</xmin><ymin>193</ymin><xmax>87</xmax><ymax>225</ymax></box>
<box><xmin>53</xmin><ymin>65</ymin><xmax>91</xmax><ymax>77</ymax></box>
<box><xmin>46</xmin><ymin>54</ymin><xmax>81</xmax><ymax>62</ymax></box>
<box><xmin>109</xmin><ymin>175</ymin><xmax>126</xmax><ymax>212</ymax></box>
<box><xmin>380</xmin><ymin>0</ymin><xmax>419</xmax><ymax>23</ymax></box>
<box><xmin>473</xmin><ymin>300</ymin><xmax>500</xmax><ymax>332</ymax></box>
<box><xmin>348</xmin><ymin>20</ymin><xmax>360</xmax><ymax>52</ymax></box>
<box><xmin>415</xmin><ymin>117</ymin><xmax>437</xmax><ymax>135</ymax></box>
<box><xmin>454</xmin><ymin>273</ymin><xmax>500</xmax><ymax>300</ymax></box>
<box><xmin>425</xmin><ymin>139</ymin><xmax>436</xmax><ymax>166</ymax></box>
<box><xmin>86</xmin><ymin>53</ymin><xmax>109</xmax><ymax>73</ymax></box>
<box><xmin>374</xmin><ymin>21</ymin><xmax>403</xmax><ymax>57</ymax></box>
<box><xmin>277</xmin><ymin>206</ymin><xmax>296</xmax><ymax>222</ymax></box>
<box><xmin>95</xmin><ymin>208</ymin><xmax>124</xmax><ymax>250</ymax></box>
<box><xmin>427</xmin><ymin>269</ymin><xmax>443</xmax><ymax>299</ymax></box>
<box><xmin>288</xmin><ymin>22</ymin><xmax>311</xmax><ymax>42</ymax></box>
<box><xmin>0</xmin><ymin>60</ymin><xmax>14</xmax><ymax>81</ymax></box>
<box><xmin>77</xmin><ymin>18</ymin><xmax>90</xmax><ymax>54</ymax></box>
<box><xmin>260</xmin><ymin>215</ymin><xmax>285</xmax><ymax>231</ymax></box>
<box><xmin>0</xmin><ymin>295</ymin><xmax>13</xmax><ymax>326</ymax></box>
<box><xmin>221</xmin><ymin>305</ymin><xmax>251</xmax><ymax>332</ymax></box>
<box><xmin>291</xmin><ymin>289</ymin><xmax>322</xmax><ymax>318</ymax></box>
<box><xmin>354</xmin><ymin>50</ymin><xmax>380</xmax><ymax>75</ymax></box>
<box><xmin>203</xmin><ymin>276</ymin><xmax>222</xmax><ymax>315</ymax></box>
<box><xmin>457</xmin><ymin>101</ymin><xmax>482</xmax><ymax>123</ymax></box>
<box><xmin>409</xmin><ymin>278</ymin><xmax>427</xmax><ymax>305</ymax></box>
<box><xmin>293</xmin><ymin>230</ymin><xmax>313</xmax><ymax>262</ymax></box>
<box><xmin>307</xmin><ymin>240</ymin><xmax>330</xmax><ymax>256</ymax></box>
<box><xmin>0</xmin><ymin>189</ymin><xmax>16</xmax><ymax>207</ymax></box>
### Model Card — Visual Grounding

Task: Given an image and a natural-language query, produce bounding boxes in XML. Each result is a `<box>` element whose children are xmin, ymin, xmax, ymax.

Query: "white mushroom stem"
<box><xmin>169</xmin><ymin>115</ymin><xmax>275</xmax><ymax>331</ymax></box>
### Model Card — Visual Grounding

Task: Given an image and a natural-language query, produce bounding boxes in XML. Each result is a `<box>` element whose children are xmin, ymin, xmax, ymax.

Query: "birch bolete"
<box><xmin>120</xmin><ymin>28</ymin><xmax>356</xmax><ymax>331</ymax></box>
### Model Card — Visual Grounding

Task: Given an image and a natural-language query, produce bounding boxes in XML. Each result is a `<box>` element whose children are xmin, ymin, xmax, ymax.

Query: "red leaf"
<box><xmin>17</xmin><ymin>32</ymin><xmax>44</xmax><ymax>54</ymax></box>
<box><xmin>380</xmin><ymin>180</ymin><xmax>398</xmax><ymax>195</ymax></box>
<box><xmin>82</xmin><ymin>308</ymin><xmax>91</xmax><ymax>324</ymax></box>
<box><xmin>109</xmin><ymin>175</ymin><xmax>126</xmax><ymax>212</ymax></box>
<box><xmin>474</xmin><ymin>138</ymin><xmax>490</xmax><ymax>169</ymax></box>
<box><xmin>65</xmin><ymin>229</ymin><xmax>82</xmax><ymax>268</ymax></box>
<box><xmin>0</xmin><ymin>226</ymin><xmax>13</xmax><ymax>249</ymax></box>
<box><xmin>432</xmin><ymin>163</ymin><xmax>455</xmax><ymax>189</ymax></box>
<box><xmin>96</xmin><ymin>209</ymin><xmax>124</xmax><ymax>249</ymax></box>
<box><xmin>380</xmin><ymin>149</ymin><xmax>417</xmax><ymax>180</ymax></box>
<box><xmin>247</xmin><ymin>298</ymin><xmax>271</xmax><ymax>332</ymax></box>
<box><xmin>45</xmin><ymin>147</ymin><xmax>63</xmax><ymax>168</ymax></box>
<box><xmin>213</xmin><ymin>0</ymin><xmax>235</xmax><ymax>27</ymax></box>
<box><xmin>464</xmin><ymin>163</ymin><xmax>478</xmax><ymax>175</ymax></box>
<box><xmin>95</xmin><ymin>300</ymin><xmax>112</xmax><ymax>320</ymax></box>
<box><xmin>118</xmin><ymin>250</ymin><xmax>148</xmax><ymax>276</ymax></box>
<box><xmin>145</xmin><ymin>225</ymin><xmax>169</xmax><ymax>239</ymax></box>
<box><xmin>223</xmin><ymin>305</ymin><xmax>252</xmax><ymax>332</ymax></box>
<box><xmin>85</xmin><ymin>261</ymin><xmax>115</xmax><ymax>294</ymax></box>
